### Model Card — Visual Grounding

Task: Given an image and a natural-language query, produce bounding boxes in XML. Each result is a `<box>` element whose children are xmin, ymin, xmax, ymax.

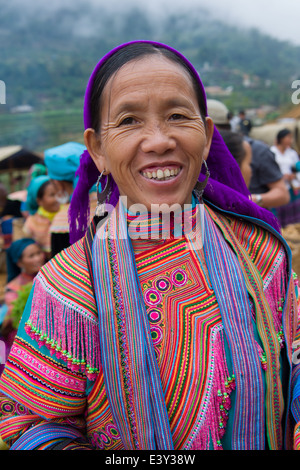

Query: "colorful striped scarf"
<box><xmin>92</xmin><ymin>201</ymin><xmax>173</xmax><ymax>450</ymax></box>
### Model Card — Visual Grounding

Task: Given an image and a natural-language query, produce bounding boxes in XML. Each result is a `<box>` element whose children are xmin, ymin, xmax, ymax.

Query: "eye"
<box><xmin>119</xmin><ymin>116</ymin><xmax>136</xmax><ymax>126</ymax></box>
<box><xmin>169</xmin><ymin>113</ymin><xmax>186</xmax><ymax>121</ymax></box>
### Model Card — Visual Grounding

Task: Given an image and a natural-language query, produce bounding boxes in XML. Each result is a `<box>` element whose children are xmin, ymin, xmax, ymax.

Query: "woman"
<box><xmin>43</xmin><ymin>141</ymin><xmax>88</xmax><ymax>257</ymax></box>
<box><xmin>20</xmin><ymin>163</ymin><xmax>48</xmax><ymax>218</ymax></box>
<box><xmin>0</xmin><ymin>41</ymin><xmax>299</xmax><ymax>451</ymax></box>
<box><xmin>0</xmin><ymin>239</ymin><xmax>45</xmax><ymax>373</ymax></box>
<box><xmin>218</xmin><ymin>129</ymin><xmax>252</xmax><ymax>187</ymax></box>
<box><xmin>22</xmin><ymin>175</ymin><xmax>60</xmax><ymax>257</ymax></box>
<box><xmin>271</xmin><ymin>129</ymin><xmax>300</xmax><ymax>228</ymax></box>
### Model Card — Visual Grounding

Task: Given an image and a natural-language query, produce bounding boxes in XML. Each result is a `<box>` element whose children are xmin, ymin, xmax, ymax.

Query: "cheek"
<box><xmin>103</xmin><ymin>137</ymin><xmax>137</xmax><ymax>176</ymax></box>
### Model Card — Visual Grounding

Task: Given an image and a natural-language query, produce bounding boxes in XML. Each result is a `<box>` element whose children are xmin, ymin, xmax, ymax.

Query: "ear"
<box><xmin>84</xmin><ymin>128</ymin><xmax>109</xmax><ymax>173</ymax></box>
<box><xmin>202</xmin><ymin>117</ymin><xmax>214</xmax><ymax>161</ymax></box>
<box><xmin>16</xmin><ymin>259</ymin><xmax>24</xmax><ymax>270</ymax></box>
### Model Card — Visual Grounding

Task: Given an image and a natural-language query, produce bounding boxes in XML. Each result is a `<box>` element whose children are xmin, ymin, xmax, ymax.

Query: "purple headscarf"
<box><xmin>69</xmin><ymin>40</ymin><xmax>280</xmax><ymax>243</ymax></box>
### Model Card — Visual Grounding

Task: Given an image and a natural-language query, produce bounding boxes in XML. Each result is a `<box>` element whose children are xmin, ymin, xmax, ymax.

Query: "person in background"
<box><xmin>0</xmin><ymin>239</ymin><xmax>45</xmax><ymax>373</ymax></box>
<box><xmin>206</xmin><ymin>100</ymin><xmax>289</xmax><ymax>207</ymax></box>
<box><xmin>20</xmin><ymin>163</ymin><xmax>48</xmax><ymax>219</ymax></box>
<box><xmin>270</xmin><ymin>129</ymin><xmax>300</xmax><ymax>227</ymax></box>
<box><xmin>238</xmin><ymin>110</ymin><xmax>252</xmax><ymax>136</ymax></box>
<box><xmin>219</xmin><ymin>129</ymin><xmax>252</xmax><ymax>187</ymax></box>
<box><xmin>206</xmin><ymin>99</ymin><xmax>231</xmax><ymax>131</ymax></box>
<box><xmin>230</xmin><ymin>112</ymin><xmax>241</xmax><ymax>133</ymax></box>
<box><xmin>271</xmin><ymin>129</ymin><xmax>300</xmax><ymax>188</ymax></box>
<box><xmin>0</xmin><ymin>186</ymin><xmax>23</xmax><ymax>251</ymax></box>
<box><xmin>248</xmin><ymin>137</ymin><xmax>290</xmax><ymax>210</ymax></box>
<box><xmin>22</xmin><ymin>176</ymin><xmax>60</xmax><ymax>258</ymax></box>
<box><xmin>44</xmin><ymin>142</ymin><xmax>97</xmax><ymax>257</ymax></box>
<box><xmin>44</xmin><ymin>142</ymin><xmax>86</xmax><ymax>257</ymax></box>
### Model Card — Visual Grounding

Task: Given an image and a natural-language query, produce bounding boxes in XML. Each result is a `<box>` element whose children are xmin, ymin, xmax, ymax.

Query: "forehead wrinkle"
<box><xmin>100</xmin><ymin>55</ymin><xmax>199</xmax><ymax>128</ymax></box>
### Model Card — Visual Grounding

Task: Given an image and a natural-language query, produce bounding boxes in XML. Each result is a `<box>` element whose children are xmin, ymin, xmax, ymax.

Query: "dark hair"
<box><xmin>36</xmin><ymin>180</ymin><xmax>51</xmax><ymax>200</ymax></box>
<box><xmin>90</xmin><ymin>43</ymin><xmax>207</xmax><ymax>132</ymax></box>
<box><xmin>219</xmin><ymin>130</ymin><xmax>246</xmax><ymax>167</ymax></box>
<box><xmin>276</xmin><ymin>128</ymin><xmax>292</xmax><ymax>144</ymax></box>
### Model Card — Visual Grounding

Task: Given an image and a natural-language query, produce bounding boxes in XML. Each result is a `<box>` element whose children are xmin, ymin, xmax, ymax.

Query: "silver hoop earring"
<box><xmin>194</xmin><ymin>159</ymin><xmax>210</xmax><ymax>200</ymax></box>
<box><xmin>95</xmin><ymin>170</ymin><xmax>112</xmax><ymax>216</ymax></box>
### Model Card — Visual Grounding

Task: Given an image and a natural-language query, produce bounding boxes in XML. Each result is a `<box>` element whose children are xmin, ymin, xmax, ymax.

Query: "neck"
<box><xmin>125</xmin><ymin>194</ymin><xmax>200</xmax><ymax>242</ymax></box>
<box><xmin>38</xmin><ymin>206</ymin><xmax>59</xmax><ymax>221</ymax></box>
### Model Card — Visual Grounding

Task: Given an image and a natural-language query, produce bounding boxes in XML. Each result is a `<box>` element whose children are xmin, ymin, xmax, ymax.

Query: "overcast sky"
<box><xmin>7</xmin><ymin>0</ymin><xmax>300</xmax><ymax>46</ymax></box>
<box><xmin>79</xmin><ymin>0</ymin><xmax>300</xmax><ymax>45</ymax></box>
<box><xmin>144</xmin><ymin>0</ymin><xmax>300</xmax><ymax>45</ymax></box>
<box><xmin>202</xmin><ymin>0</ymin><xmax>300</xmax><ymax>45</ymax></box>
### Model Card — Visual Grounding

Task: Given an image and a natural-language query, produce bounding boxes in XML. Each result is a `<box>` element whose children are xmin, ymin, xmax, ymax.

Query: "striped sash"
<box><xmin>203</xmin><ymin>208</ymin><xmax>265</xmax><ymax>449</ymax></box>
<box><xmin>92</xmin><ymin>203</ymin><xmax>173</xmax><ymax>450</ymax></box>
<box><xmin>206</xmin><ymin>207</ymin><xmax>284</xmax><ymax>449</ymax></box>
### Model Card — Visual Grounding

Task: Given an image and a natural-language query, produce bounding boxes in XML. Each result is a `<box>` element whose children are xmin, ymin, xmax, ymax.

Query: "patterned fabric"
<box><xmin>1</xmin><ymin>272</ymin><xmax>35</xmax><ymax>364</ymax></box>
<box><xmin>0</xmin><ymin>202</ymin><xmax>299</xmax><ymax>450</ymax></box>
<box><xmin>92</xmin><ymin>202</ymin><xmax>173</xmax><ymax>450</ymax></box>
<box><xmin>204</xmin><ymin>210</ymin><xmax>265</xmax><ymax>449</ymax></box>
<box><xmin>134</xmin><ymin>235</ymin><xmax>234</xmax><ymax>450</ymax></box>
<box><xmin>25</xmin><ymin>239</ymin><xmax>100</xmax><ymax>379</ymax></box>
<box><xmin>294</xmin><ymin>422</ymin><xmax>300</xmax><ymax>450</ymax></box>
<box><xmin>49</xmin><ymin>204</ymin><xmax>70</xmax><ymax>234</ymax></box>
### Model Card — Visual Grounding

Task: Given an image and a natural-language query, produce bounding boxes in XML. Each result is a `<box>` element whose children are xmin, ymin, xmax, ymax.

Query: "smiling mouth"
<box><xmin>141</xmin><ymin>167</ymin><xmax>182</xmax><ymax>181</ymax></box>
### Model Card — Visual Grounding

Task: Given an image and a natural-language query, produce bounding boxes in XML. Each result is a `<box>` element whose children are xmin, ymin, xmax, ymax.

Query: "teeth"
<box><xmin>142</xmin><ymin>167</ymin><xmax>181</xmax><ymax>180</ymax></box>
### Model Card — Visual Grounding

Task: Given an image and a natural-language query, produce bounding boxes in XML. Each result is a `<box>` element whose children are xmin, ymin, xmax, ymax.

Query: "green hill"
<box><xmin>1</xmin><ymin>2</ymin><xmax>300</xmax><ymax>150</ymax></box>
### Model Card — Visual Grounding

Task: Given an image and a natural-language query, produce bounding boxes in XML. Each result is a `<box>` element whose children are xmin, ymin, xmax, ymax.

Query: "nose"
<box><xmin>140</xmin><ymin>123</ymin><xmax>176</xmax><ymax>155</ymax></box>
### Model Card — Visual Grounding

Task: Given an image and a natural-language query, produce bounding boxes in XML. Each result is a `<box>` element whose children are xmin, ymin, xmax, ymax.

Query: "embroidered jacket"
<box><xmin>0</xmin><ymin>204</ymin><xmax>300</xmax><ymax>450</ymax></box>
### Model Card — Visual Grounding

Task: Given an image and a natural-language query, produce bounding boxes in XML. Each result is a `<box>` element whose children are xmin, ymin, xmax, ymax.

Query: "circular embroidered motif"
<box><xmin>144</xmin><ymin>288</ymin><xmax>162</xmax><ymax>307</ymax></box>
<box><xmin>1</xmin><ymin>402</ymin><xmax>14</xmax><ymax>414</ymax></box>
<box><xmin>105</xmin><ymin>423</ymin><xmax>120</xmax><ymax>440</ymax></box>
<box><xmin>147</xmin><ymin>308</ymin><xmax>163</xmax><ymax>324</ymax></box>
<box><xmin>171</xmin><ymin>268</ymin><xmax>187</xmax><ymax>287</ymax></box>
<box><xmin>150</xmin><ymin>325</ymin><xmax>163</xmax><ymax>345</ymax></box>
<box><xmin>154</xmin><ymin>277</ymin><xmax>172</xmax><ymax>293</ymax></box>
<box><xmin>15</xmin><ymin>403</ymin><xmax>26</xmax><ymax>415</ymax></box>
<box><xmin>99</xmin><ymin>431</ymin><xmax>111</xmax><ymax>446</ymax></box>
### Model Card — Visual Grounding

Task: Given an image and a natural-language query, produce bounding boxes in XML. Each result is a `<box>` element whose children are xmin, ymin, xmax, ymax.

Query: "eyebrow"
<box><xmin>111</xmin><ymin>97</ymin><xmax>197</xmax><ymax>118</ymax></box>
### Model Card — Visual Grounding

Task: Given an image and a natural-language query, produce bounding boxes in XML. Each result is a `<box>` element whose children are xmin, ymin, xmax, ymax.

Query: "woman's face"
<box><xmin>85</xmin><ymin>55</ymin><xmax>214</xmax><ymax>209</ymax></box>
<box><xmin>37</xmin><ymin>182</ymin><xmax>60</xmax><ymax>213</ymax></box>
<box><xmin>17</xmin><ymin>244</ymin><xmax>45</xmax><ymax>275</ymax></box>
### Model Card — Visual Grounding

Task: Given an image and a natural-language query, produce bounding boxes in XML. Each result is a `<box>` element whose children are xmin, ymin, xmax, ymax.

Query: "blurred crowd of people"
<box><xmin>207</xmin><ymin>99</ymin><xmax>300</xmax><ymax>220</ymax></box>
<box><xmin>207</xmin><ymin>98</ymin><xmax>300</xmax><ymax>278</ymax></box>
<box><xmin>0</xmin><ymin>141</ymin><xmax>98</xmax><ymax>373</ymax></box>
